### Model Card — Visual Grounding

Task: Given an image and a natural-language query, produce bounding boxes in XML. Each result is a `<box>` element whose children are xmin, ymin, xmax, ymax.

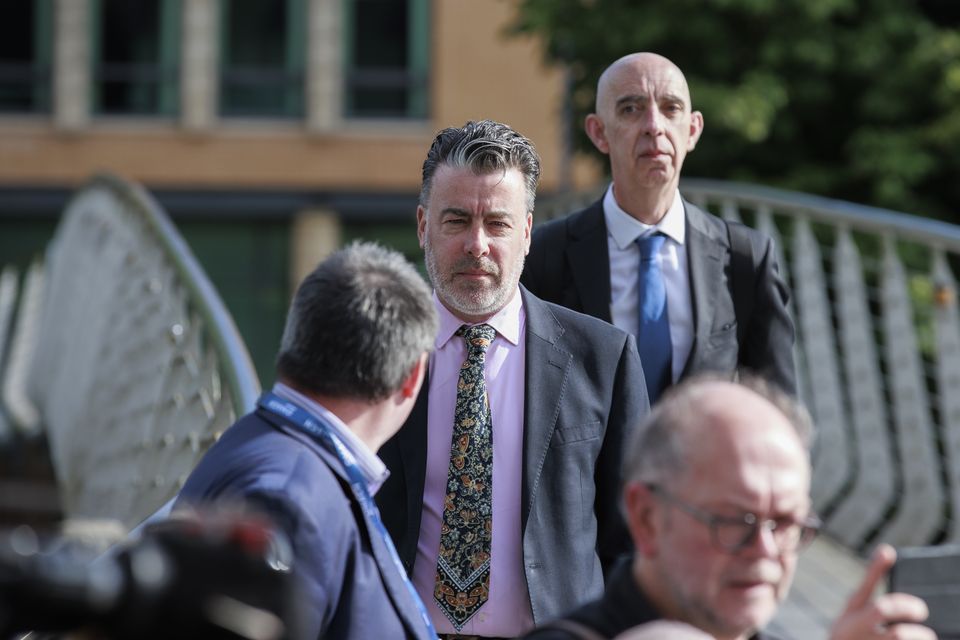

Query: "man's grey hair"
<box><xmin>623</xmin><ymin>374</ymin><xmax>814</xmax><ymax>486</ymax></box>
<box><xmin>419</xmin><ymin>119</ymin><xmax>541</xmax><ymax>214</ymax></box>
<box><xmin>276</xmin><ymin>241</ymin><xmax>437</xmax><ymax>402</ymax></box>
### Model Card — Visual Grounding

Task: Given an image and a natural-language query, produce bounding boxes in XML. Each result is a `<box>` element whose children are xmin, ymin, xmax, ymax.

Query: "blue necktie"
<box><xmin>637</xmin><ymin>233</ymin><xmax>672</xmax><ymax>404</ymax></box>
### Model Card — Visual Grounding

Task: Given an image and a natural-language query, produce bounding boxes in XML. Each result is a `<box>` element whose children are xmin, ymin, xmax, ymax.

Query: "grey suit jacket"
<box><xmin>520</xmin><ymin>197</ymin><xmax>796</xmax><ymax>394</ymax></box>
<box><xmin>376</xmin><ymin>286</ymin><xmax>649</xmax><ymax>625</ymax></box>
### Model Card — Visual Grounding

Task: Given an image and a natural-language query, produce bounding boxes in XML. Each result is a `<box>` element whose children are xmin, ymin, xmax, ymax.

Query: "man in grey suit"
<box><xmin>521</xmin><ymin>52</ymin><xmax>795</xmax><ymax>399</ymax></box>
<box><xmin>377</xmin><ymin>120</ymin><xmax>648</xmax><ymax>639</ymax></box>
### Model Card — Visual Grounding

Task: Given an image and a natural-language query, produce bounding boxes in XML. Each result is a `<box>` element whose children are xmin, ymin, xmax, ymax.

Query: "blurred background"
<box><xmin>0</xmin><ymin>0</ymin><xmax>602</xmax><ymax>384</ymax></box>
<box><xmin>3</xmin><ymin>4</ymin><xmax>960</xmax><ymax>635</ymax></box>
<box><xmin>3</xmin><ymin>0</ymin><xmax>960</xmax><ymax>385</ymax></box>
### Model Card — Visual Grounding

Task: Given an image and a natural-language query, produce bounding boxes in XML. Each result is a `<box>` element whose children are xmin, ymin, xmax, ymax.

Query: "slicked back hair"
<box><xmin>276</xmin><ymin>241</ymin><xmax>437</xmax><ymax>402</ymax></box>
<box><xmin>623</xmin><ymin>374</ymin><xmax>814</xmax><ymax>487</ymax></box>
<box><xmin>419</xmin><ymin>119</ymin><xmax>541</xmax><ymax>214</ymax></box>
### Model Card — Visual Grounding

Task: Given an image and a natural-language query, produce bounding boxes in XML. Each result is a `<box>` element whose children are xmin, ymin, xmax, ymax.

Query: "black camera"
<box><xmin>0</xmin><ymin>512</ymin><xmax>305</xmax><ymax>640</ymax></box>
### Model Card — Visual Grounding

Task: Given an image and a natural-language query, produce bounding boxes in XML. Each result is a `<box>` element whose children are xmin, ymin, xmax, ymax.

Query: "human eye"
<box><xmin>486</xmin><ymin>216</ymin><xmax>513</xmax><ymax>232</ymax></box>
<box><xmin>770</xmin><ymin>517</ymin><xmax>804</xmax><ymax>543</ymax></box>
<box><xmin>712</xmin><ymin>514</ymin><xmax>756</xmax><ymax>550</ymax></box>
<box><xmin>664</xmin><ymin>102</ymin><xmax>684</xmax><ymax>116</ymax></box>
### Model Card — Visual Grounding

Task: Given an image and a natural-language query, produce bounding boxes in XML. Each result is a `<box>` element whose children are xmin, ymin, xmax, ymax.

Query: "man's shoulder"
<box><xmin>190</xmin><ymin>410</ymin><xmax>322</xmax><ymax>467</ymax></box>
<box><xmin>523</xmin><ymin>558</ymin><xmax>662</xmax><ymax>638</ymax></box>
<box><xmin>178</xmin><ymin>410</ymin><xmax>343</xmax><ymax>508</ymax></box>
<box><xmin>526</xmin><ymin>288</ymin><xmax>631</xmax><ymax>343</ymax></box>
<box><xmin>683</xmin><ymin>197</ymin><xmax>772</xmax><ymax>250</ymax></box>
<box><xmin>532</xmin><ymin>198</ymin><xmax>604</xmax><ymax>241</ymax></box>
<box><xmin>548</xmin><ymin>299</ymin><xmax>626</xmax><ymax>337</ymax></box>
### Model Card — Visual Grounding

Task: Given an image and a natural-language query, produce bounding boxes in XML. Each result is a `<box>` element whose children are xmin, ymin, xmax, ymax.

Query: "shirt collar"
<box><xmin>271</xmin><ymin>381</ymin><xmax>390</xmax><ymax>494</ymax></box>
<box><xmin>603</xmin><ymin>183</ymin><xmax>687</xmax><ymax>249</ymax></box>
<box><xmin>433</xmin><ymin>287</ymin><xmax>524</xmax><ymax>349</ymax></box>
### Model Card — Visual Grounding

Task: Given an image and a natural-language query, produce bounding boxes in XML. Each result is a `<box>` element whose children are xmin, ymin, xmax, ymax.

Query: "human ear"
<box><xmin>585</xmin><ymin>113</ymin><xmax>610</xmax><ymax>154</ymax></box>
<box><xmin>624</xmin><ymin>482</ymin><xmax>660</xmax><ymax>556</ymax></box>
<box><xmin>416</xmin><ymin>206</ymin><xmax>427</xmax><ymax>249</ymax></box>
<box><xmin>687</xmin><ymin>111</ymin><xmax>704</xmax><ymax>151</ymax></box>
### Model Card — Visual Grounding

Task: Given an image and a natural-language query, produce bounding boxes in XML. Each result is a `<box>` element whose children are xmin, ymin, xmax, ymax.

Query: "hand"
<box><xmin>829</xmin><ymin>543</ymin><xmax>936</xmax><ymax>639</ymax></box>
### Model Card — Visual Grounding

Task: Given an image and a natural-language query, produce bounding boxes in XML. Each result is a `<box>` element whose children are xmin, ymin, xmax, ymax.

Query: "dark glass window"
<box><xmin>0</xmin><ymin>0</ymin><xmax>52</xmax><ymax>113</ymax></box>
<box><xmin>346</xmin><ymin>0</ymin><xmax>428</xmax><ymax>119</ymax></box>
<box><xmin>93</xmin><ymin>0</ymin><xmax>180</xmax><ymax>116</ymax></box>
<box><xmin>220</xmin><ymin>0</ymin><xmax>305</xmax><ymax>118</ymax></box>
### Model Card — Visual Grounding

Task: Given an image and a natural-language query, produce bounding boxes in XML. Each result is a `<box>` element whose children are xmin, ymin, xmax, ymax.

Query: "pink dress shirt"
<box><xmin>411</xmin><ymin>288</ymin><xmax>534</xmax><ymax>636</ymax></box>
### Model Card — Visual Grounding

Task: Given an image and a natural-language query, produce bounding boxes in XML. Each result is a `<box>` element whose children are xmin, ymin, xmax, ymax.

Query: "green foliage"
<box><xmin>509</xmin><ymin>0</ymin><xmax>960</xmax><ymax>220</ymax></box>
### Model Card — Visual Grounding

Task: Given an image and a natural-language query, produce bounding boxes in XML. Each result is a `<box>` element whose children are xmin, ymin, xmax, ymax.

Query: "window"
<box><xmin>0</xmin><ymin>0</ymin><xmax>52</xmax><ymax>113</ymax></box>
<box><xmin>345</xmin><ymin>0</ymin><xmax>429</xmax><ymax>119</ymax></box>
<box><xmin>220</xmin><ymin>0</ymin><xmax>305</xmax><ymax>118</ymax></box>
<box><xmin>92</xmin><ymin>0</ymin><xmax>180</xmax><ymax>116</ymax></box>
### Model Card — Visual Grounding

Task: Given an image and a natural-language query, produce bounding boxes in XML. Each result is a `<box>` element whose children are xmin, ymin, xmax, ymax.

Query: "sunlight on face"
<box><xmin>419</xmin><ymin>165</ymin><xmax>532</xmax><ymax>322</ymax></box>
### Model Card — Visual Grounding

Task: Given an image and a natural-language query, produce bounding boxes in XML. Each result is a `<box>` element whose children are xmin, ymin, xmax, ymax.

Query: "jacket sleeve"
<box><xmin>594</xmin><ymin>332</ymin><xmax>649</xmax><ymax>576</ymax></box>
<box><xmin>740</xmin><ymin>234</ymin><xmax>797</xmax><ymax>395</ymax></box>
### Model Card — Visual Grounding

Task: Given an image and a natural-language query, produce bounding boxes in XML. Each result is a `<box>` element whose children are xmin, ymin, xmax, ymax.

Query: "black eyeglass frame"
<box><xmin>646</xmin><ymin>484</ymin><xmax>821</xmax><ymax>555</ymax></box>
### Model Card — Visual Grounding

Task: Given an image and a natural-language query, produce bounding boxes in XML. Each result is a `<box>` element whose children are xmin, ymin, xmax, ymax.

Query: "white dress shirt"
<box><xmin>604</xmin><ymin>184</ymin><xmax>694</xmax><ymax>382</ymax></box>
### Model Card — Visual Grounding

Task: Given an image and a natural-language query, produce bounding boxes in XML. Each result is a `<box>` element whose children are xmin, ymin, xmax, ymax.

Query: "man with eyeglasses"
<box><xmin>524</xmin><ymin>377</ymin><xmax>934</xmax><ymax>640</ymax></box>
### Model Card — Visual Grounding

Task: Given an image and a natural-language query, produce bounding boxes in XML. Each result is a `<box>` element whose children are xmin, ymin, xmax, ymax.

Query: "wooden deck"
<box><xmin>768</xmin><ymin>534</ymin><xmax>867</xmax><ymax>639</ymax></box>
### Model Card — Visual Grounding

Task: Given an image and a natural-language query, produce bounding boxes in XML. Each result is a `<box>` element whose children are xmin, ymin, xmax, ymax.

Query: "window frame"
<box><xmin>342</xmin><ymin>0</ymin><xmax>430</xmax><ymax>121</ymax></box>
<box><xmin>218</xmin><ymin>0</ymin><xmax>306</xmax><ymax>119</ymax></box>
<box><xmin>0</xmin><ymin>0</ymin><xmax>53</xmax><ymax>115</ymax></box>
<box><xmin>89</xmin><ymin>0</ymin><xmax>181</xmax><ymax>118</ymax></box>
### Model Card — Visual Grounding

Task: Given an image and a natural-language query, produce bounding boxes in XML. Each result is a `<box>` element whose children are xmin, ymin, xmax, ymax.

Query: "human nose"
<box><xmin>642</xmin><ymin>106</ymin><xmax>663</xmax><ymax>136</ymax></box>
<box><xmin>464</xmin><ymin>223</ymin><xmax>490</xmax><ymax>257</ymax></box>
<box><xmin>741</xmin><ymin>521</ymin><xmax>782</xmax><ymax>558</ymax></box>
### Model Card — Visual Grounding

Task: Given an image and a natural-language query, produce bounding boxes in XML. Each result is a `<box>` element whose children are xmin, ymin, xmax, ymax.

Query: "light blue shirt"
<box><xmin>604</xmin><ymin>183</ymin><xmax>694</xmax><ymax>382</ymax></box>
<box><xmin>273</xmin><ymin>382</ymin><xmax>390</xmax><ymax>495</ymax></box>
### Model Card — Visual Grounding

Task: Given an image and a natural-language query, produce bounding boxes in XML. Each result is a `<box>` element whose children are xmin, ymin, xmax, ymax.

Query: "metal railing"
<box><xmin>541</xmin><ymin>179</ymin><xmax>960</xmax><ymax>552</ymax></box>
<box><xmin>17</xmin><ymin>173</ymin><xmax>260</xmax><ymax>530</ymax></box>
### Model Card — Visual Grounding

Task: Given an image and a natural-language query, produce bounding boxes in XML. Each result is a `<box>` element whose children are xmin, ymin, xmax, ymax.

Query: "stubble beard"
<box><xmin>423</xmin><ymin>236</ymin><xmax>524</xmax><ymax>320</ymax></box>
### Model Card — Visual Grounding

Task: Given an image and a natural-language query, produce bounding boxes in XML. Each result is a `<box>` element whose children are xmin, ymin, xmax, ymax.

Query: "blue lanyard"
<box><xmin>257</xmin><ymin>392</ymin><xmax>437</xmax><ymax>639</ymax></box>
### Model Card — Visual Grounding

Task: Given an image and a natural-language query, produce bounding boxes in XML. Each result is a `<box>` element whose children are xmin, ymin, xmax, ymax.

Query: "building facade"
<box><xmin>0</xmin><ymin>0</ymin><xmax>598</xmax><ymax>379</ymax></box>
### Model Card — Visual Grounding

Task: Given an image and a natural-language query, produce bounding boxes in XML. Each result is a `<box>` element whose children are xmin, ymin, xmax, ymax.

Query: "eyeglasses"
<box><xmin>647</xmin><ymin>484</ymin><xmax>820</xmax><ymax>555</ymax></box>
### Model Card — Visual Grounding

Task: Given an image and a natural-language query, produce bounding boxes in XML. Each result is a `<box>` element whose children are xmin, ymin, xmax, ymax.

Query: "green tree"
<box><xmin>510</xmin><ymin>0</ymin><xmax>960</xmax><ymax>220</ymax></box>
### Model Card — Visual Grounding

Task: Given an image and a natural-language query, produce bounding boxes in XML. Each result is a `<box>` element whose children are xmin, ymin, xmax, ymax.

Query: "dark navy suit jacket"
<box><xmin>521</xmin><ymin>198</ymin><xmax>796</xmax><ymax>394</ymax></box>
<box><xmin>176</xmin><ymin>408</ymin><xmax>435</xmax><ymax>640</ymax></box>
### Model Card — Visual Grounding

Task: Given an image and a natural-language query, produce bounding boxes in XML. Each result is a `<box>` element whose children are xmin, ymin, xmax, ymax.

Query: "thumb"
<box><xmin>843</xmin><ymin>543</ymin><xmax>896</xmax><ymax>613</ymax></box>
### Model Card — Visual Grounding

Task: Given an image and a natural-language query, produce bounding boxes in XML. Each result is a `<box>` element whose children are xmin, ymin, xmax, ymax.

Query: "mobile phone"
<box><xmin>889</xmin><ymin>544</ymin><xmax>960</xmax><ymax>638</ymax></box>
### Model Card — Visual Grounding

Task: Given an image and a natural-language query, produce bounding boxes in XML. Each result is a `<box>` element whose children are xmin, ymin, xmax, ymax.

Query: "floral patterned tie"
<box><xmin>434</xmin><ymin>323</ymin><xmax>496</xmax><ymax>630</ymax></box>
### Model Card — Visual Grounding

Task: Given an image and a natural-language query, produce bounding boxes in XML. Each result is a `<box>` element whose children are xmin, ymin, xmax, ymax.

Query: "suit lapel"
<box><xmin>519</xmin><ymin>287</ymin><xmax>571</xmax><ymax>531</ymax></box>
<box><xmin>682</xmin><ymin>202</ymin><xmax>727</xmax><ymax>377</ymax></box>
<box><xmin>566</xmin><ymin>201</ymin><xmax>612</xmax><ymax>323</ymax></box>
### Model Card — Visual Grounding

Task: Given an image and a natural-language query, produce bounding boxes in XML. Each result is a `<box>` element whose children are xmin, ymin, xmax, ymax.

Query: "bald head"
<box><xmin>596</xmin><ymin>52</ymin><xmax>693</xmax><ymax>115</ymax></box>
<box><xmin>622</xmin><ymin>377</ymin><xmax>814</xmax><ymax>638</ymax></box>
<box><xmin>614</xmin><ymin>620</ymin><xmax>714</xmax><ymax>640</ymax></box>
<box><xmin>623</xmin><ymin>376</ymin><xmax>812</xmax><ymax>487</ymax></box>
<box><xmin>585</xmin><ymin>52</ymin><xmax>704</xmax><ymax>221</ymax></box>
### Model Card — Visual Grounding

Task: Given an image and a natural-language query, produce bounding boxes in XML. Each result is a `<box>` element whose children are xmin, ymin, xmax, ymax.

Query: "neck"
<box><xmin>280</xmin><ymin>380</ymin><xmax>395</xmax><ymax>453</ymax></box>
<box><xmin>612</xmin><ymin>180</ymin><xmax>676</xmax><ymax>225</ymax></box>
